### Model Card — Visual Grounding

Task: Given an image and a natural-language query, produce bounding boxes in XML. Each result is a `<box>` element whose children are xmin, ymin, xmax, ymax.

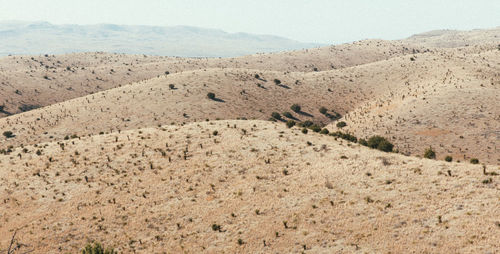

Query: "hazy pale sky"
<box><xmin>0</xmin><ymin>0</ymin><xmax>499</xmax><ymax>43</ymax></box>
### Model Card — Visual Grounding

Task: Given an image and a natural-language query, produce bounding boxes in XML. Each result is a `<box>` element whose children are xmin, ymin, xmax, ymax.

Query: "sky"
<box><xmin>0</xmin><ymin>0</ymin><xmax>499</xmax><ymax>44</ymax></box>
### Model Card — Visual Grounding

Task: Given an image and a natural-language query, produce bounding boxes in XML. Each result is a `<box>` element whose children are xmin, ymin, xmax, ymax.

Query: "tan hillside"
<box><xmin>1</xmin><ymin>44</ymin><xmax>498</xmax><ymax>164</ymax></box>
<box><xmin>1</xmin><ymin>120</ymin><xmax>499</xmax><ymax>253</ymax></box>
<box><xmin>404</xmin><ymin>27</ymin><xmax>500</xmax><ymax>48</ymax></box>
<box><xmin>0</xmin><ymin>40</ymin><xmax>425</xmax><ymax>117</ymax></box>
<box><xmin>328</xmin><ymin>46</ymin><xmax>500</xmax><ymax>164</ymax></box>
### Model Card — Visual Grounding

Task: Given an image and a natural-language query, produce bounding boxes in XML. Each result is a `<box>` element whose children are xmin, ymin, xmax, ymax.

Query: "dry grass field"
<box><xmin>1</xmin><ymin>120</ymin><xmax>499</xmax><ymax>253</ymax></box>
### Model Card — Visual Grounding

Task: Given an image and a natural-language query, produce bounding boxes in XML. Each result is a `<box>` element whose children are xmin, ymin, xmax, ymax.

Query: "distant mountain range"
<box><xmin>0</xmin><ymin>21</ymin><xmax>323</xmax><ymax>57</ymax></box>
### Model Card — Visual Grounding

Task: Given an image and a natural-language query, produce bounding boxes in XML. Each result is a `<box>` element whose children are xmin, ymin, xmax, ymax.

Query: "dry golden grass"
<box><xmin>0</xmin><ymin>120</ymin><xmax>498</xmax><ymax>253</ymax></box>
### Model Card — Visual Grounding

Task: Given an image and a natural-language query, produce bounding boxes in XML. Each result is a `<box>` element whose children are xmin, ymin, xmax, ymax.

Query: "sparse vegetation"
<box><xmin>81</xmin><ymin>242</ymin><xmax>116</xmax><ymax>254</ymax></box>
<box><xmin>470</xmin><ymin>158</ymin><xmax>479</xmax><ymax>164</ymax></box>
<box><xmin>3</xmin><ymin>131</ymin><xmax>14</xmax><ymax>138</ymax></box>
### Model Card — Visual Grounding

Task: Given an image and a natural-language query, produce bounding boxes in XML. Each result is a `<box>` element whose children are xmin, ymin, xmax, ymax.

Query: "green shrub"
<box><xmin>470</xmin><ymin>158</ymin><xmax>479</xmax><ymax>164</ymax></box>
<box><xmin>286</xmin><ymin>120</ymin><xmax>296</xmax><ymax>128</ymax></box>
<box><xmin>207</xmin><ymin>92</ymin><xmax>216</xmax><ymax>100</ymax></box>
<box><xmin>319</xmin><ymin>107</ymin><xmax>328</xmax><ymax>115</ymax></box>
<box><xmin>271</xmin><ymin>112</ymin><xmax>282</xmax><ymax>120</ymax></box>
<box><xmin>274</xmin><ymin>79</ymin><xmax>281</xmax><ymax>85</ymax></box>
<box><xmin>424</xmin><ymin>147</ymin><xmax>436</xmax><ymax>159</ymax></box>
<box><xmin>283</xmin><ymin>112</ymin><xmax>293</xmax><ymax>118</ymax></box>
<box><xmin>320</xmin><ymin>128</ymin><xmax>329</xmax><ymax>135</ymax></box>
<box><xmin>367</xmin><ymin>136</ymin><xmax>393</xmax><ymax>152</ymax></box>
<box><xmin>81</xmin><ymin>242</ymin><xmax>116</xmax><ymax>254</ymax></box>
<box><xmin>300</xmin><ymin>120</ymin><xmax>313</xmax><ymax>128</ymax></box>
<box><xmin>290</xmin><ymin>104</ymin><xmax>301</xmax><ymax>113</ymax></box>
<box><xmin>330</xmin><ymin>131</ymin><xmax>358</xmax><ymax>143</ymax></box>
<box><xmin>445</xmin><ymin>155</ymin><xmax>452</xmax><ymax>162</ymax></box>
<box><xmin>3</xmin><ymin>131</ymin><xmax>14</xmax><ymax>138</ymax></box>
<box><xmin>169</xmin><ymin>84</ymin><xmax>175</xmax><ymax>89</ymax></box>
<box><xmin>302</xmin><ymin>128</ymin><xmax>308</xmax><ymax>134</ymax></box>
<box><xmin>310</xmin><ymin>125</ymin><xmax>321</xmax><ymax>133</ymax></box>
<box><xmin>336</xmin><ymin>121</ymin><xmax>347</xmax><ymax>128</ymax></box>
<box><xmin>358</xmin><ymin>139</ymin><xmax>368</xmax><ymax>146</ymax></box>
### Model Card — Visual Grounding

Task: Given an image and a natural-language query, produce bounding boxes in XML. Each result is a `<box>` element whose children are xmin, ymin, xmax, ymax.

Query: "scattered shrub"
<box><xmin>302</xmin><ymin>128</ymin><xmax>308</xmax><ymax>134</ymax></box>
<box><xmin>470</xmin><ymin>158</ymin><xmax>479</xmax><ymax>164</ymax></box>
<box><xmin>424</xmin><ymin>147</ymin><xmax>436</xmax><ymax>159</ymax></box>
<box><xmin>319</xmin><ymin>107</ymin><xmax>328</xmax><ymax>115</ymax></box>
<box><xmin>300</xmin><ymin>120</ymin><xmax>313</xmax><ymax>128</ymax></box>
<box><xmin>282</xmin><ymin>112</ymin><xmax>293</xmax><ymax>118</ymax></box>
<box><xmin>367</xmin><ymin>136</ymin><xmax>393</xmax><ymax>152</ymax></box>
<box><xmin>169</xmin><ymin>84</ymin><xmax>175</xmax><ymax>89</ymax></box>
<box><xmin>3</xmin><ymin>131</ymin><xmax>14</xmax><ymax>138</ymax></box>
<box><xmin>358</xmin><ymin>139</ymin><xmax>368</xmax><ymax>146</ymax></box>
<box><xmin>271</xmin><ymin>112</ymin><xmax>282</xmax><ymax>120</ymax></box>
<box><xmin>286</xmin><ymin>120</ymin><xmax>296</xmax><ymax>128</ymax></box>
<box><xmin>310</xmin><ymin>125</ymin><xmax>321</xmax><ymax>133</ymax></box>
<box><xmin>290</xmin><ymin>104</ymin><xmax>301</xmax><ymax>113</ymax></box>
<box><xmin>336</xmin><ymin>121</ymin><xmax>347</xmax><ymax>128</ymax></box>
<box><xmin>320</xmin><ymin>128</ymin><xmax>329</xmax><ymax>135</ymax></box>
<box><xmin>274</xmin><ymin>79</ymin><xmax>281</xmax><ymax>85</ymax></box>
<box><xmin>207</xmin><ymin>92</ymin><xmax>216</xmax><ymax>100</ymax></box>
<box><xmin>81</xmin><ymin>242</ymin><xmax>116</xmax><ymax>254</ymax></box>
<box><xmin>331</xmin><ymin>131</ymin><xmax>358</xmax><ymax>143</ymax></box>
<box><xmin>445</xmin><ymin>155</ymin><xmax>453</xmax><ymax>162</ymax></box>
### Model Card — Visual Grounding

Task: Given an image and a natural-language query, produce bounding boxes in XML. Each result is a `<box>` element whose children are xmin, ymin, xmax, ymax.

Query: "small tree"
<box><xmin>274</xmin><ymin>79</ymin><xmax>281</xmax><ymax>85</ymax></box>
<box><xmin>291</xmin><ymin>104</ymin><xmax>301</xmax><ymax>113</ymax></box>
<box><xmin>169</xmin><ymin>84</ymin><xmax>175</xmax><ymax>89</ymax></box>
<box><xmin>445</xmin><ymin>155</ymin><xmax>452</xmax><ymax>162</ymax></box>
<box><xmin>470</xmin><ymin>158</ymin><xmax>479</xmax><ymax>164</ymax></box>
<box><xmin>207</xmin><ymin>92</ymin><xmax>216</xmax><ymax>100</ymax></box>
<box><xmin>424</xmin><ymin>147</ymin><xmax>436</xmax><ymax>159</ymax></box>
<box><xmin>286</xmin><ymin>120</ymin><xmax>296</xmax><ymax>128</ymax></box>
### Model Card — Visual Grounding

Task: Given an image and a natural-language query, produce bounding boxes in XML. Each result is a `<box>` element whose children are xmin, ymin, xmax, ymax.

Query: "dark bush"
<box><xmin>331</xmin><ymin>131</ymin><xmax>358</xmax><ymax>143</ymax></box>
<box><xmin>290</xmin><ymin>104</ymin><xmax>301</xmax><ymax>113</ymax></box>
<box><xmin>367</xmin><ymin>136</ymin><xmax>393</xmax><ymax>152</ymax></box>
<box><xmin>286</xmin><ymin>120</ymin><xmax>296</xmax><ymax>128</ymax></box>
<box><xmin>424</xmin><ymin>147</ymin><xmax>436</xmax><ymax>159</ymax></box>
<box><xmin>310</xmin><ymin>125</ymin><xmax>321</xmax><ymax>133</ymax></box>
<box><xmin>169</xmin><ymin>84</ymin><xmax>175</xmax><ymax>89</ymax></box>
<box><xmin>320</xmin><ymin>128</ymin><xmax>329</xmax><ymax>135</ymax></box>
<box><xmin>445</xmin><ymin>155</ymin><xmax>452</xmax><ymax>162</ymax></box>
<box><xmin>271</xmin><ymin>112</ymin><xmax>282</xmax><ymax>120</ymax></box>
<box><xmin>336</xmin><ymin>121</ymin><xmax>347</xmax><ymax>128</ymax></box>
<box><xmin>274</xmin><ymin>79</ymin><xmax>281</xmax><ymax>85</ymax></box>
<box><xmin>207</xmin><ymin>92</ymin><xmax>216</xmax><ymax>100</ymax></box>
<box><xmin>81</xmin><ymin>242</ymin><xmax>116</xmax><ymax>254</ymax></box>
<box><xmin>359</xmin><ymin>139</ymin><xmax>368</xmax><ymax>146</ymax></box>
<box><xmin>302</xmin><ymin>128</ymin><xmax>308</xmax><ymax>134</ymax></box>
<box><xmin>283</xmin><ymin>112</ymin><xmax>293</xmax><ymax>118</ymax></box>
<box><xmin>300</xmin><ymin>120</ymin><xmax>314</xmax><ymax>128</ymax></box>
<box><xmin>3</xmin><ymin>131</ymin><xmax>14</xmax><ymax>138</ymax></box>
<box><xmin>319</xmin><ymin>107</ymin><xmax>328</xmax><ymax>115</ymax></box>
<box><xmin>470</xmin><ymin>158</ymin><xmax>479</xmax><ymax>164</ymax></box>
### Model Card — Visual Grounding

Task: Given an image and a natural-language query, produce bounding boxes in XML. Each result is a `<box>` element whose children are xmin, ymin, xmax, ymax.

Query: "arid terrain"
<box><xmin>0</xmin><ymin>27</ymin><xmax>499</xmax><ymax>253</ymax></box>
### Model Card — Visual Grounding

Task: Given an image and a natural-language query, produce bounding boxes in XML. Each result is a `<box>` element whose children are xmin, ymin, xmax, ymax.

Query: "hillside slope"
<box><xmin>1</xmin><ymin>45</ymin><xmax>498</xmax><ymax>164</ymax></box>
<box><xmin>0</xmin><ymin>40</ymin><xmax>425</xmax><ymax>117</ymax></box>
<box><xmin>1</xmin><ymin>120</ymin><xmax>498</xmax><ymax>253</ymax></box>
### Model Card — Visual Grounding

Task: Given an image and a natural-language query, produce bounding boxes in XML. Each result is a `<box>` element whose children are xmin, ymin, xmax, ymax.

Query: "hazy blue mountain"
<box><xmin>0</xmin><ymin>21</ymin><xmax>323</xmax><ymax>57</ymax></box>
